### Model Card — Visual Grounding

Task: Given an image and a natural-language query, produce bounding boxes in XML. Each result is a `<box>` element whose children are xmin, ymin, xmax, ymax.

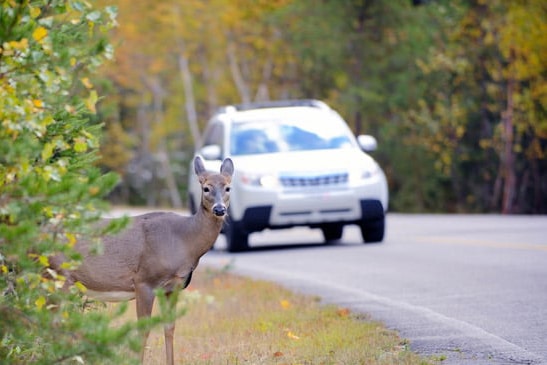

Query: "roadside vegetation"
<box><xmin>1</xmin><ymin>2</ymin><xmax>152</xmax><ymax>363</ymax></box>
<box><xmin>131</xmin><ymin>267</ymin><xmax>432</xmax><ymax>365</ymax></box>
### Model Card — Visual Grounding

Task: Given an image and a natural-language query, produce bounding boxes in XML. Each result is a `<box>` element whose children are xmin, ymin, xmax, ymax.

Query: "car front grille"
<box><xmin>280</xmin><ymin>172</ymin><xmax>348</xmax><ymax>187</ymax></box>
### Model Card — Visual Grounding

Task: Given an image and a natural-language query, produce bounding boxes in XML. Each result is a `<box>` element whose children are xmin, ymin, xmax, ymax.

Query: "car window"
<box><xmin>230</xmin><ymin>117</ymin><xmax>353</xmax><ymax>156</ymax></box>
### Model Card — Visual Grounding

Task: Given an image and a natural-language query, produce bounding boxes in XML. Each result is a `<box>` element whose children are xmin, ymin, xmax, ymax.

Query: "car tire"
<box><xmin>224</xmin><ymin>219</ymin><xmax>249</xmax><ymax>252</ymax></box>
<box><xmin>359</xmin><ymin>217</ymin><xmax>385</xmax><ymax>243</ymax></box>
<box><xmin>321</xmin><ymin>223</ymin><xmax>344</xmax><ymax>242</ymax></box>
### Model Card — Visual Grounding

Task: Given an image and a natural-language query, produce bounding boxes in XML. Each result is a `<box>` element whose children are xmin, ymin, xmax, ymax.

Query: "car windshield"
<box><xmin>230</xmin><ymin>118</ymin><xmax>353</xmax><ymax>156</ymax></box>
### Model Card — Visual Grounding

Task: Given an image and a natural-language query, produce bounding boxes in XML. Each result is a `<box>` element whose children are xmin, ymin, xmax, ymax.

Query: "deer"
<box><xmin>51</xmin><ymin>156</ymin><xmax>234</xmax><ymax>365</ymax></box>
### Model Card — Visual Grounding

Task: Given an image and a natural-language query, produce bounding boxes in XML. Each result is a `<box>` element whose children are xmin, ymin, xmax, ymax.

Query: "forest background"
<box><xmin>96</xmin><ymin>0</ymin><xmax>547</xmax><ymax>214</ymax></box>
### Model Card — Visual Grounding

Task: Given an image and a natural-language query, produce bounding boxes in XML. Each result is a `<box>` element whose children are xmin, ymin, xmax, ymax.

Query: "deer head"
<box><xmin>194</xmin><ymin>156</ymin><xmax>234</xmax><ymax>218</ymax></box>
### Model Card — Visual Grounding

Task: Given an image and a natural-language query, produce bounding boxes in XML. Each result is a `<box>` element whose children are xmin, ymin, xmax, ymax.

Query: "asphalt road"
<box><xmin>200</xmin><ymin>214</ymin><xmax>547</xmax><ymax>365</ymax></box>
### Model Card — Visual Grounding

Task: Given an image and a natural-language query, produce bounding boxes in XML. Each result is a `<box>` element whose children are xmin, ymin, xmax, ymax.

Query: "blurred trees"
<box><xmin>401</xmin><ymin>0</ymin><xmax>547</xmax><ymax>213</ymax></box>
<box><xmin>98</xmin><ymin>0</ymin><xmax>546</xmax><ymax>213</ymax></box>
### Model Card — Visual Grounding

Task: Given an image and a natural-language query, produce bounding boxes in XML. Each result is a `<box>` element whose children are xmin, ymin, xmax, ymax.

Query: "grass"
<box><xmin>111</xmin><ymin>266</ymin><xmax>432</xmax><ymax>365</ymax></box>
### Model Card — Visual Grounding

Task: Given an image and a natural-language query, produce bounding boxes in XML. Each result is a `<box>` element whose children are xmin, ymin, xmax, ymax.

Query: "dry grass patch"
<box><xmin>115</xmin><ymin>266</ymin><xmax>431</xmax><ymax>365</ymax></box>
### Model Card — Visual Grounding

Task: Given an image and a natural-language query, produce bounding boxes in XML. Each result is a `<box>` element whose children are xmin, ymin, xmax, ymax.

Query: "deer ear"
<box><xmin>220</xmin><ymin>158</ymin><xmax>234</xmax><ymax>177</ymax></box>
<box><xmin>194</xmin><ymin>156</ymin><xmax>206</xmax><ymax>176</ymax></box>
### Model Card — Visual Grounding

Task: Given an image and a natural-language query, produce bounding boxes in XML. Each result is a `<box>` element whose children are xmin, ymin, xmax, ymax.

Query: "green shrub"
<box><xmin>0</xmin><ymin>2</ymin><xmax>143</xmax><ymax>363</ymax></box>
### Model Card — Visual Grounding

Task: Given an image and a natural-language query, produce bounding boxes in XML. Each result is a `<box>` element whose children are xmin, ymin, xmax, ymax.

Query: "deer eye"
<box><xmin>225</xmin><ymin>186</ymin><xmax>231</xmax><ymax>193</ymax></box>
<box><xmin>203</xmin><ymin>186</ymin><xmax>210</xmax><ymax>193</ymax></box>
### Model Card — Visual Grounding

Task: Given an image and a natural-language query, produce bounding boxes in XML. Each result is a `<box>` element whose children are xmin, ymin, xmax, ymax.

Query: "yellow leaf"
<box><xmin>74</xmin><ymin>281</ymin><xmax>87</xmax><ymax>293</ymax></box>
<box><xmin>80</xmin><ymin>77</ymin><xmax>93</xmax><ymax>89</ymax></box>
<box><xmin>286</xmin><ymin>331</ymin><xmax>300</xmax><ymax>340</ymax></box>
<box><xmin>1</xmin><ymin>265</ymin><xmax>7</xmax><ymax>274</ymax></box>
<box><xmin>56</xmin><ymin>277</ymin><xmax>66</xmax><ymax>287</ymax></box>
<box><xmin>41</xmin><ymin>142</ymin><xmax>54</xmax><ymax>161</ymax></box>
<box><xmin>45</xmin><ymin>268</ymin><xmax>58</xmax><ymax>280</ymax></box>
<box><xmin>66</xmin><ymin>232</ymin><xmax>77</xmax><ymax>247</ymax></box>
<box><xmin>39</xmin><ymin>255</ymin><xmax>50</xmax><ymax>267</ymax></box>
<box><xmin>35</xmin><ymin>296</ymin><xmax>46</xmax><ymax>310</ymax></box>
<box><xmin>60</xmin><ymin>262</ymin><xmax>73</xmax><ymax>270</ymax></box>
<box><xmin>10</xmin><ymin>38</ymin><xmax>28</xmax><ymax>50</ymax></box>
<box><xmin>30</xmin><ymin>6</ymin><xmax>41</xmax><ymax>19</ymax></box>
<box><xmin>85</xmin><ymin>90</ymin><xmax>98</xmax><ymax>113</ymax></box>
<box><xmin>73</xmin><ymin>137</ymin><xmax>88</xmax><ymax>153</ymax></box>
<box><xmin>280</xmin><ymin>299</ymin><xmax>291</xmax><ymax>309</ymax></box>
<box><xmin>33</xmin><ymin>26</ymin><xmax>48</xmax><ymax>43</ymax></box>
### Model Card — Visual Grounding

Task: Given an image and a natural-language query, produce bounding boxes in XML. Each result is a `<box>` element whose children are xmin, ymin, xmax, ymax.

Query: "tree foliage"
<box><xmin>401</xmin><ymin>0</ymin><xmax>547</xmax><ymax>212</ymax></box>
<box><xmin>98</xmin><ymin>0</ymin><xmax>546</xmax><ymax>213</ymax></box>
<box><xmin>0</xmin><ymin>1</ymin><xmax>144</xmax><ymax>363</ymax></box>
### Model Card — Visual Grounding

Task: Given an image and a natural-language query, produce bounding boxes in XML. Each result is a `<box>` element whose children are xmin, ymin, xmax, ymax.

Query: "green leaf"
<box><xmin>85</xmin><ymin>90</ymin><xmax>98</xmax><ymax>113</ymax></box>
<box><xmin>74</xmin><ymin>137</ymin><xmax>88</xmax><ymax>152</ymax></box>
<box><xmin>35</xmin><ymin>296</ymin><xmax>46</xmax><ymax>310</ymax></box>
<box><xmin>42</xmin><ymin>142</ymin><xmax>54</xmax><ymax>161</ymax></box>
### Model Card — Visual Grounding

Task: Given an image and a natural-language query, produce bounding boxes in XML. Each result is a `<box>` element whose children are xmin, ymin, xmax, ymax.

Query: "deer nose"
<box><xmin>212</xmin><ymin>205</ymin><xmax>227</xmax><ymax>217</ymax></box>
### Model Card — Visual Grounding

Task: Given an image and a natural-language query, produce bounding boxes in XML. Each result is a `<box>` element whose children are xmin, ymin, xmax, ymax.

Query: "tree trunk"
<box><xmin>147</xmin><ymin>77</ymin><xmax>183</xmax><ymax>209</ymax></box>
<box><xmin>491</xmin><ymin>168</ymin><xmax>502</xmax><ymax>211</ymax></box>
<box><xmin>136</xmin><ymin>90</ymin><xmax>155</xmax><ymax>206</ymax></box>
<box><xmin>157</xmin><ymin>149</ymin><xmax>183</xmax><ymax>209</ymax></box>
<box><xmin>227</xmin><ymin>40</ymin><xmax>251</xmax><ymax>104</ymax></box>
<box><xmin>501</xmin><ymin>48</ymin><xmax>516</xmax><ymax>214</ymax></box>
<box><xmin>254</xmin><ymin>59</ymin><xmax>273</xmax><ymax>102</ymax></box>
<box><xmin>177</xmin><ymin>45</ymin><xmax>201</xmax><ymax>147</ymax></box>
<box><xmin>172</xmin><ymin>4</ymin><xmax>201</xmax><ymax>147</ymax></box>
<box><xmin>201</xmin><ymin>50</ymin><xmax>219</xmax><ymax>116</ymax></box>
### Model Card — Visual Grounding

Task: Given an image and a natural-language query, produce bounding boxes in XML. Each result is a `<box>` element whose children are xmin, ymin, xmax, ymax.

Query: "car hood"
<box><xmin>231</xmin><ymin>148</ymin><xmax>378</xmax><ymax>176</ymax></box>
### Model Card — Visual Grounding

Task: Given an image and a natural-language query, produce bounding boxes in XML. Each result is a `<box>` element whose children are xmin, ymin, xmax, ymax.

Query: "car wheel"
<box><xmin>320</xmin><ymin>223</ymin><xmax>344</xmax><ymax>242</ymax></box>
<box><xmin>224</xmin><ymin>219</ymin><xmax>249</xmax><ymax>252</ymax></box>
<box><xmin>359</xmin><ymin>217</ymin><xmax>385</xmax><ymax>243</ymax></box>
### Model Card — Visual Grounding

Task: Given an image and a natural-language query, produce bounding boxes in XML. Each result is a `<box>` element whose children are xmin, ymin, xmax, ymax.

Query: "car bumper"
<box><xmin>236</xmin><ymin>198</ymin><xmax>384</xmax><ymax>234</ymax></box>
<box><xmin>270</xmin><ymin>188</ymin><xmax>364</xmax><ymax>225</ymax></box>
<box><xmin>230</xmin><ymin>176</ymin><xmax>387</xmax><ymax>232</ymax></box>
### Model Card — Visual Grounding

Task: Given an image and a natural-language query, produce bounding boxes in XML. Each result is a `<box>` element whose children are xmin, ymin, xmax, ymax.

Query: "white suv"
<box><xmin>188</xmin><ymin>100</ymin><xmax>388</xmax><ymax>252</ymax></box>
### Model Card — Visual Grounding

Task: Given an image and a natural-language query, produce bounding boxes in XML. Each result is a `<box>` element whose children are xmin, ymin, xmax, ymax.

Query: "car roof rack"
<box><xmin>216</xmin><ymin>99</ymin><xmax>330</xmax><ymax>114</ymax></box>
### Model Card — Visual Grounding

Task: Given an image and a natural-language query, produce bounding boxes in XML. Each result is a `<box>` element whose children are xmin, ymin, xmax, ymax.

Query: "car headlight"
<box><xmin>240</xmin><ymin>172</ymin><xmax>279</xmax><ymax>188</ymax></box>
<box><xmin>350</xmin><ymin>163</ymin><xmax>380</xmax><ymax>182</ymax></box>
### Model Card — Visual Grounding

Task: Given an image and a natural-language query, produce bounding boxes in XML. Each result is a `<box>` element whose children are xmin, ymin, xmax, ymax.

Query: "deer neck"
<box><xmin>190</xmin><ymin>205</ymin><xmax>224</xmax><ymax>254</ymax></box>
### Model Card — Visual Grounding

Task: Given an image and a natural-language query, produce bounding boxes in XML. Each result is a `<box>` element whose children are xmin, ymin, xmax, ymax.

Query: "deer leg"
<box><xmin>164</xmin><ymin>321</ymin><xmax>175</xmax><ymax>365</ymax></box>
<box><xmin>163</xmin><ymin>286</ymin><xmax>182</xmax><ymax>365</ymax></box>
<box><xmin>135</xmin><ymin>283</ymin><xmax>155</xmax><ymax>363</ymax></box>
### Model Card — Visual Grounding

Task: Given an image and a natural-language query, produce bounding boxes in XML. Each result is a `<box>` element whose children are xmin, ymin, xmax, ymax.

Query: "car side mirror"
<box><xmin>357</xmin><ymin>135</ymin><xmax>378</xmax><ymax>152</ymax></box>
<box><xmin>199</xmin><ymin>144</ymin><xmax>222</xmax><ymax>160</ymax></box>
